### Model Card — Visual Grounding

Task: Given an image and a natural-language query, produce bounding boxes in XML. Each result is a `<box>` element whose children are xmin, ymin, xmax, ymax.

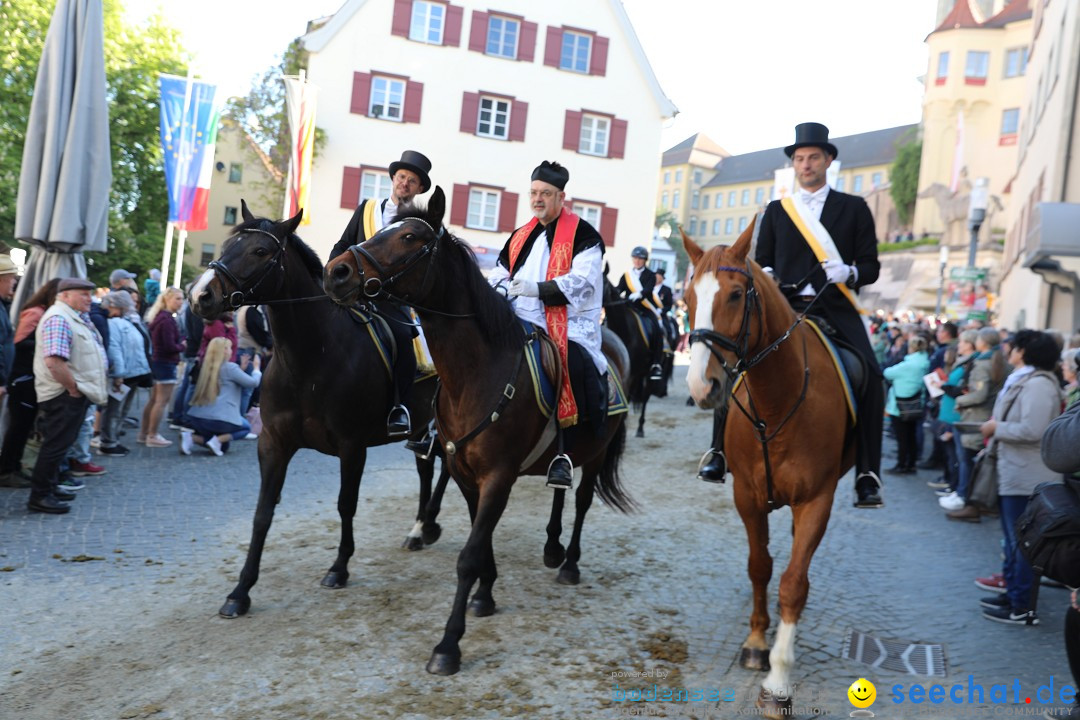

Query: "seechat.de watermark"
<box><xmin>889</xmin><ymin>675</ymin><xmax>1076</xmax><ymax>711</ymax></box>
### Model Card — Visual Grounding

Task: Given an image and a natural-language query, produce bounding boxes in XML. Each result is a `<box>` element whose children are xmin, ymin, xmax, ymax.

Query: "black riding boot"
<box><xmin>405</xmin><ymin>420</ymin><xmax>438</xmax><ymax>458</ymax></box>
<box><xmin>383</xmin><ymin>305</ymin><xmax>418</xmax><ymax>439</ymax></box>
<box><xmin>546</xmin><ymin>431</ymin><xmax>573</xmax><ymax>490</ymax></box>
<box><xmin>698</xmin><ymin>404</ymin><xmax>729</xmax><ymax>483</ymax></box>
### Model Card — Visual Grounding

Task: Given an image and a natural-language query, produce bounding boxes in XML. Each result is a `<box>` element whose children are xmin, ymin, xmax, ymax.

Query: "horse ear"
<box><xmin>427</xmin><ymin>186</ymin><xmax>446</xmax><ymax>227</ymax></box>
<box><xmin>731</xmin><ymin>215</ymin><xmax>756</xmax><ymax>262</ymax></box>
<box><xmin>603</xmin><ymin>262</ymin><xmax>610</xmax><ymax>279</ymax></box>
<box><xmin>281</xmin><ymin>208</ymin><xmax>304</xmax><ymax>236</ymax></box>
<box><xmin>241</xmin><ymin>199</ymin><xmax>255</xmax><ymax>223</ymax></box>
<box><xmin>680</xmin><ymin>225</ymin><xmax>704</xmax><ymax>265</ymax></box>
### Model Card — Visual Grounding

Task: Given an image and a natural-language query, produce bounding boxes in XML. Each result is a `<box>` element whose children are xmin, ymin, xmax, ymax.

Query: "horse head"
<box><xmin>682</xmin><ymin>218</ymin><xmax>785</xmax><ymax>409</ymax></box>
<box><xmin>191</xmin><ymin>200</ymin><xmax>305</xmax><ymax>320</ymax></box>
<box><xmin>323</xmin><ymin>187</ymin><xmax>447</xmax><ymax>307</ymax></box>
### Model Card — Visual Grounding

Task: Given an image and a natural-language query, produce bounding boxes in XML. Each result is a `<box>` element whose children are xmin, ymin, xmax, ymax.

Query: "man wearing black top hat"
<box><xmin>330</xmin><ymin>150</ymin><xmax>433</xmax><ymax>439</ymax></box>
<box><xmin>698</xmin><ymin>123</ymin><xmax>885</xmax><ymax>509</ymax></box>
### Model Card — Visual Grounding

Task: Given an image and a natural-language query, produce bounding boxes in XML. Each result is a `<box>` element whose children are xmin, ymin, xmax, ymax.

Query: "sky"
<box><xmin>125</xmin><ymin>0</ymin><xmax>941</xmax><ymax>156</ymax></box>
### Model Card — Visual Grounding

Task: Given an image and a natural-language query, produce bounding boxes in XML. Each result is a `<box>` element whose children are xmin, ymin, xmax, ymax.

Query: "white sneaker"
<box><xmin>180</xmin><ymin>431</ymin><xmax>193</xmax><ymax>456</ymax></box>
<box><xmin>243</xmin><ymin>433</ymin><xmax>258</xmax><ymax>440</ymax></box>
<box><xmin>939</xmin><ymin>492</ymin><xmax>965</xmax><ymax>511</ymax></box>
<box><xmin>206</xmin><ymin>435</ymin><xmax>224</xmax><ymax>457</ymax></box>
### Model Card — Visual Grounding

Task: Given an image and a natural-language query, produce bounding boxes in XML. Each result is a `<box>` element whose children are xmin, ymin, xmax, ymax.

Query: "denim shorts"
<box><xmin>150</xmin><ymin>361</ymin><xmax>178</xmax><ymax>384</ymax></box>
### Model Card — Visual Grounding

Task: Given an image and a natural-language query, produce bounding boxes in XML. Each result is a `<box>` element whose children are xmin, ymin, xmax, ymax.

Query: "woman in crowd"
<box><xmin>140</xmin><ymin>287</ymin><xmax>185</xmax><ymax>447</ymax></box>
<box><xmin>1061</xmin><ymin>347</ymin><xmax>1080</xmax><ymax>409</ymax></box>
<box><xmin>883</xmin><ymin>335</ymin><xmax>930</xmax><ymax>475</ymax></box>
<box><xmin>978</xmin><ymin>329</ymin><xmax>1064</xmax><ymax>626</ymax></box>
<box><xmin>181</xmin><ymin>337</ymin><xmax>261</xmax><ymax>456</ymax></box>
<box><xmin>100</xmin><ymin>291</ymin><xmax>150</xmax><ymax>456</ymax></box>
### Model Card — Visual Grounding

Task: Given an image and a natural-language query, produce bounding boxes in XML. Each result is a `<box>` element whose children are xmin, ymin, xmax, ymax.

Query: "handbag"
<box><xmin>968</xmin><ymin>440</ymin><xmax>1000</xmax><ymax>511</ymax></box>
<box><xmin>895</xmin><ymin>394</ymin><xmax>923</xmax><ymax>422</ymax></box>
<box><xmin>1017</xmin><ymin>479</ymin><xmax>1080</xmax><ymax>587</ymax></box>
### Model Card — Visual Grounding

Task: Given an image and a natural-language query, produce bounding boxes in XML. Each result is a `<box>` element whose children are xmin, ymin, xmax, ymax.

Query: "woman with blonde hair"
<box><xmin>139</xmin><ymin>287</ymin><xmax>185</xmax><ymax>447</ymax></box>
<box><xmin>180</xmin><ymin>337</ymin><xmax>261</xmax><ymax>456</ymax></box>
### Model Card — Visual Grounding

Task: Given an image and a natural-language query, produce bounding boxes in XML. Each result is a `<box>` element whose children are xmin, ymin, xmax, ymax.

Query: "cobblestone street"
<box><xmin>0</xmin><ymin>363</ymin><xmax>1073</xmax><ymax>719</ymax></box>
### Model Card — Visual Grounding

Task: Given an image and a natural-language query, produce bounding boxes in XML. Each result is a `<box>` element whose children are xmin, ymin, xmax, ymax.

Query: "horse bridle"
<box><xmin>209</xmin><ymin>227</ymin><xmax>293</xmax><ymax>310</ymax></box>
<box><xmin>687</xmin><ymin>261</ymin><xmax>765</xmax><ymax>379</ymax></box>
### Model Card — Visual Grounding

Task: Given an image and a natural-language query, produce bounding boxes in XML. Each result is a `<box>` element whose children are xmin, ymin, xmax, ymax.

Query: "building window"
<box><xmin>852</xmin><ymin>175</ymin><xmax>864</xmax><ymax>193</ymax></box>
<box><xmin>228</xmin><ymin>163</ymin><xmax>242</xmax><ymax>183</ymax></box>
<box><xmin>200</xmin><ymin>243</ymin><xmax>215</xmax><ymax>266</ymax></box>
<box><xmin>486</xmin><ymin>15</ymin><xmax>518</xmax><ymax>58</ymax></box>
<box><xmin>871</xmin><ymin>172</ymin><xmax>883</xmax><ymax>187</ymax></box>
<box><xmin>688</xmin><ymin>217</ymin><xmax>698</xmax><ymax>235</ymax></box>
<box><xmin>691</xmin><ymin>190</ymin><xmax>700</xmax><ymax>210</ymax></box>
<box><xmin>754</xmin><ymin>187</ymin><xmax>764</xmax><ymax>204</ymax></box>
<box><xmin>672</xmin><ymin>190</ymin><xmax>681</xmax><ymax>209</ymax></box>
<box><xmin>740</xmin><ymin>189</ymin><xmax>750</xmax><ymax>206</ymax></box>
<box><xmin>573</xmin><ymin>202</ymin><xmax>602</xmax><ymax>228</ymax></box>
<box><xmin>727</xmin><ymin>190</ymin><xmax>736</xmax><ymax>207</ymax></box>
<box><xmin>694</xmin><ymin>170</ymin><xmax>702</xmax><ymax>184</ymax></box>
<box><xmin>738</xmin><ymin>216</ymin><xmax>748</xmax><ymax>232</ymax></box>
<box><xmin>467</xmin><ymin>188</ymin><xmax>500</xmax><ymax>231</ymax></box>
<box><xmin>836</xmin><ymin>176</ymin><xmax>846</xmax><ymax>192</ymax></box>
<box><xmin>1000</xmin><ymin>108</ymin><xmax>1020</xmax><ymax>144</ymax></box>
<box><xmin>361</xmin><ymin>170</ymin><xmax>392</xmax><ymax>201</ymax></box>
<box><xmin>935</xmin><ymin>52</ymin><xmax>949</xmax><ymax>85</ymax></box>
<box><xmin>712</xmin><ymin>219</ymin><xmax>721</xmax><ymax>235</ymax></box>
<box><xmin>663</xmin><ymin>171</ymin><xmax>670</xmax><ymax>184</ymax></box>
<box><xmin>579</xmin><ymin>114</ymin><xmax>609</xmax><ymax>156</ymax></box>
<box><xmin>1004</xmin><ymin>47</ymin><xmax>1029</xmax><ymax>78</ymax></box>
<box><xmin>560</xmin><ymin>30</ymin><xmax>591</xmax><ymax>73</ymax></box>
<box><xmin>477</xmin><ymin>96</ymin><xmax>510</xmax><ymax>139</ymax></box>
<box><xmin>661</xmin><ymin>191</ymin><xmax>668</xmax><ymax>209</ymax></box>
<box><xmin>223</xmin><ymin>206</ymin><xmax>237</xmax><ymax>225</ymax></box>
<box><xmin>702</xmin><ymin>194</ymin><xmax>710</xmax><ymax>210</ymax></box>
<box><xmin>724</xmin><ymin>218</ymin><xmax>733</xmax><ymax>234</ymax></box>
<box><xmin>410</xmin><ymin>0</ymin><xmax>445</xmax><ymax>44</ymax></box>
<box><xmin>675</xmin><ymin>170</ymin><xmax>683</xmax><ymax>183</ymax></box>
<box><xmin>965</xmin><ymin>50</ymin><xmax>989</xmax><ymax>84</ymax></box>
<box><xmin>370</xmin><ymin>76</ymin><xmax>405</xmax><ymax>121</ymax></box>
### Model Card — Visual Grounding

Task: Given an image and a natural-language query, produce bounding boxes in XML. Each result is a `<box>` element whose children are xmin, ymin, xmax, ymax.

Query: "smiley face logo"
<box><xmin>848</xmin><ymin>678</ymin><xmax>877</xmax><ymax>708</ymax></box>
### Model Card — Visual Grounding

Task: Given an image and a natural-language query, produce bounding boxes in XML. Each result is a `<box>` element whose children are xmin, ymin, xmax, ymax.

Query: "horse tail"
<box><xmin>595</xmin><ymin>419</ymin><xmax>636</xmax><ymax>514</ymax></box>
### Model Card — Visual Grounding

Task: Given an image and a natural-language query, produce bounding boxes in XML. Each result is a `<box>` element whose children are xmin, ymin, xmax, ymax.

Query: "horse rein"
<box><xmin>209</xmin><ymin>227</ymin><xmax>329</xmax><ymax>309</ymax></box>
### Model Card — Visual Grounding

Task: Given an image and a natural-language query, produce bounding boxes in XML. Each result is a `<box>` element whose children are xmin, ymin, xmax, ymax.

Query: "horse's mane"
<box><xmin>231</xmin><ymin>217</ymin><xmax>324</xmax><ymax>282</ymax></box>
<box><xmin>392</xmin><ymin>207</ymin><xmax>518</xmax><ymax>347</ymax></box>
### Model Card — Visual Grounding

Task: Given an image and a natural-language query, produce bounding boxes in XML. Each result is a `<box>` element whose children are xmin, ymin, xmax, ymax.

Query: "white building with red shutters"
<box><xmin>299</xmin><ymin>0</ymin><xmax>676</xmax><ymax>276</ymax></box>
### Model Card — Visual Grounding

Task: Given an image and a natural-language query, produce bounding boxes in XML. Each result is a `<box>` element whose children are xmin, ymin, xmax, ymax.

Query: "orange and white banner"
<box><xmin>283</xmin><ymin>74</ymin><xmax>318</xmax><ymax>224</ymax></box>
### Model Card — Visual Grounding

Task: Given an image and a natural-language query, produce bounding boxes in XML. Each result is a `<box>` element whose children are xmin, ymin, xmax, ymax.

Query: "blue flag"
<box><xmin>158</xmin><ymin>74</ymin><xmax>217</xmax><ymax>223</ymax></box>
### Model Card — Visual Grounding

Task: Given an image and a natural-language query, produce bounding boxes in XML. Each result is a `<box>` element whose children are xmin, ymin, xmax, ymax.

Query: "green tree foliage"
<box><xmin>655</xmin><ymin>210</ymin><xmax>689</xmax><ymax>284</ymax></box>
<box><xmin>890</xmin><ymin>133</ymin><xmax>922</xmax><ymax>228</ymax></box>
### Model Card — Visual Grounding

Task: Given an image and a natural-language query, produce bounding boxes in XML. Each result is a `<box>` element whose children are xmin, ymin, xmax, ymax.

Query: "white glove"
<box><xmin>628</xmin><ymin>291</ymin><xmax>642</xmax><ymax>301</ymax></box>
<box><xmin>507</xmin><ymin>278</ymin><xmax>539</xmax><ymax>298</ymax></box>
<box><xmin>823</xmin><ymin>259</ymin><xmax>852</xmax><ymax>285</ymax></box>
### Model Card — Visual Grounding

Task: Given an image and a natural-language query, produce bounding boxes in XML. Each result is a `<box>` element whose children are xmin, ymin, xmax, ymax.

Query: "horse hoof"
<box><xmin>402</xmin><ymin>535</ymin><xmax>424</xmax><ymax>551</ymax></box>
<box><xmin>468</xmin><ymin>597</ymin><xmax>496</xmax><ymax>617</ymax></box>
<box><xmin>556</xmin><ymin>567</ymin><xmax>581</xmax><ymax>585</ymax></box>
<box><xmin>739</xmin><ymin>647</ymin><xmax>770</xmax><ymax>671</ymax></box>
<box><xmin>320</xmin><ymin>571</ymin><xmax>348</xmax><ymax>589</ymax></box>
<box><xmin>422</xmin><ymin>523</ymin><xmax>442</xmax><ymax>546</ymax></box>
<box><xmin>219</xmin><ymin>597</ymin><xmax>250</xmax><ymax>618</ymax></box>
<box><xmin>635</xmin><ymin>428</ymin><xmax>645</xmax><ymax>439</ymax></box>
<box><xmin>756</xmin><ymin>689</ymin><xmax>792</xmax><ymax>719</ymax></box>
<box><xmin>426</xmin><ymin>652</ymin><xmax>461</xmax><ymax>676</ymax></box>
<box><xmin>543</xmin><ymin>545</ymin><xmax>565</xmax><ymax>569</ymax></box>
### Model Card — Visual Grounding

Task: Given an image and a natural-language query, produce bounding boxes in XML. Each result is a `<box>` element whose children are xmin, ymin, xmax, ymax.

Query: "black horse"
<box><xmin>191</xmin><ymin>202</ymin><xmax>449</xmax><ymax>618</ymax></box>
<box><xmin>323</xmin><ymin>188</ymin><xmax>634</xmax><ymax>675</ymax></box>
<box><xmin>601</xmin><ymin>271</ymin><xmax>671</xmax><ymax>437</ymax></box>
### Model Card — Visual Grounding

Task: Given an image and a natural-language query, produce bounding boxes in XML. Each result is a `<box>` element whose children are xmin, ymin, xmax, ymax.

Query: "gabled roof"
<box><xmin>931</xmin><ymin>0</ymin><xmax>983</xmax><ymax>33</ymax></box>
<box><xmin>302</xmin><ymin>0</ymin><xmax>677</xmax><ymax>118</ymax></box>
<box><xmin>661</xmin><ymin>133</ymin><xmax>728</xmax><ymax>167</ymax></box>
<box><xmin>981</xmin><ymin>0</ymin><xmax>1032</xmax><ymax>29</ymax></box>
<box><xmin>701</xmin><ymin>124</ymin><xmax>919</xmax><ymax>188</ymax></box>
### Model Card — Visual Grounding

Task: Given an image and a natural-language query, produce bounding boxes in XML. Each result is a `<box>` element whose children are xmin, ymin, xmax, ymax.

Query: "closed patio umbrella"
<box><xmin>13</xmin><ymin>0</ymin><xmax>111</xmax><ymax>314</ymax></box>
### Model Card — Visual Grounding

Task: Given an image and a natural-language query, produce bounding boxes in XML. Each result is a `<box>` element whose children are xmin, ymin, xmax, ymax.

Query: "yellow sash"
<box><xmin>362</xmin><ymin>198</ymin><xmax>379</xmax><ymax>239</ymax></box>
<box><xmin>508</xmin><ymin>208</ymin><xmax>580</xmax><ymax>428</ymax></box>
<box><xmin>622</xmin><ymin>271</ymin><xmax>659</xmax><ymax>315</ymax></box>
<box><xmin>779</xmin><ymin>196</ymin><xmax>867</xmax><ymax>315</ymax></box>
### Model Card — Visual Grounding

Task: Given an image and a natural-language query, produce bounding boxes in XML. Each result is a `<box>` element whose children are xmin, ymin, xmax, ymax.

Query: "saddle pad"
<box><xmin>349</xmin><ymin>307</ymin><xmax>394</xmax><ymax>379</ymax></box>
<box><xmin>522</xmin><ymin>321</ymin><xmax>628</xmax><ymax>419</ymax></box>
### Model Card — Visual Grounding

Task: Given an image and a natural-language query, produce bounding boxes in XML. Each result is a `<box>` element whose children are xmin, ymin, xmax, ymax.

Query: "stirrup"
<box><xmin>405</xmin><ymin>427</ymin><xmax>437</xmax><ymax>459</ymax></box>
<box><xmin>855</xmin><ymin>470</ymin><xmax>883</xmax><ymax>491</ymax></box>
<box><xmin>649</xmin><ymin>363</ymin><xmax>663</xmax><ymax>381</ymax></box>
<box><xmin>545</xmin><ymin>453</ymin><xmax>574</xmax><ymax>490</ymax></box>
<box><xmin>387</xmin><ymin>404</ymin><xmax>412</xmax><ymax>439</ymax></box>
<box><xmin>697</xmin><ymin>448</ymin><xmax>731</xmax><ymax>484</ymax></box>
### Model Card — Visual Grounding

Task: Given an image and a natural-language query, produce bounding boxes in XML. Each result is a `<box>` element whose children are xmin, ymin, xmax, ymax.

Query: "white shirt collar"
<box><xmin>799</xmin><ymin>184</ymin><xmax>830</xmax><ymax>203</ymax></box>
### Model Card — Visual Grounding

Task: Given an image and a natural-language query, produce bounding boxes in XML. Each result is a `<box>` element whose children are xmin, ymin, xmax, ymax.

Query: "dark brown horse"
<box><xmin>683</xmin><ymin>223</ymin><xmax>854</xmax><ymax>718</ymax></box>
<box><xmin>323</xmin><ymin>187</ymin><xmax>634</xmax><ymax>675</ymax></box>
<box><xmin>190</xmin><ymin>203</ymin><xmax>448</xmax><ymax>619</ymax></box>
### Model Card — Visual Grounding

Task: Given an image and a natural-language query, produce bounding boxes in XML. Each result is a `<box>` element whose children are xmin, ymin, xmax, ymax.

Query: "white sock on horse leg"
<box><xmin>762</xmin><ymin>620</ymin><xmax>797</xmax><ymax>699</ymax></box>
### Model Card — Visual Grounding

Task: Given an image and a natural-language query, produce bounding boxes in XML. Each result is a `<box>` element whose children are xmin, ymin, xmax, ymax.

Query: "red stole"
<box><xmin>508</xmin><ymin>208</ymin><xmax>580</xmax><ymax>428</ymax></box>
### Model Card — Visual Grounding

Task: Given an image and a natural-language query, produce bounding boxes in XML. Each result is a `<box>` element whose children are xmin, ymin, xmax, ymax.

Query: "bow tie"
<box><xmin>801</xmin><ymin>193</ymin><xmax>819</xmax><ymax>205</ymax></box>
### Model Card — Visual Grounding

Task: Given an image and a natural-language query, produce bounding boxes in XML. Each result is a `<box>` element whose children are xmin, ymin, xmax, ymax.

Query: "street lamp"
<box><xmin>967</xmin><ymin>177</ymin><xmax>989</xmax><ymax>268</ymax></box>
<box><xmin>934</xmin><ymin>244</ymin><xmax>949</xmax><ymax>318</ymax></box>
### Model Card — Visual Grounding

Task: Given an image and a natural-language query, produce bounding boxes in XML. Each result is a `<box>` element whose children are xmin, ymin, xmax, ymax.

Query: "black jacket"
<box><xmin>616</xmin><ymin>267</ymin><xmax>658</xmax><ymax>315</ymax></box>
<box><xmin>330</xmin><ymin>198</ymin><xmax>385</xmax><ymax>261</ymax></box>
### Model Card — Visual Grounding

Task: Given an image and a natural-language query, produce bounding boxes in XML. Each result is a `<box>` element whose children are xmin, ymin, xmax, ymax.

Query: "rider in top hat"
<box><xmin>490</xmin><ymin>160</ymin><xmax>608</xmax><ymax>490</ymax></box>
<box><xmin>615</xmin><ymin>246</ymin><xmax>665</xmax><ymax>383</ymax></box>
<box><xmin>330</xmin><ymin>150</ymin><xmax>433</xmax><ymax>440</ymax></box>
<box><xmin>699</xmin><ymin>123</ymin><xmax>885</xmax><ymax>509</ymax></box>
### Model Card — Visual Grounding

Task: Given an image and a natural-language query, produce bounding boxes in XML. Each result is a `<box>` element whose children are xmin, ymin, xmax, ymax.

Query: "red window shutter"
<box><xmin>519</xmin><ymin>21</ymin><xmax>538</xmax><ymax>62</ymax></box>
<box><xmin>460</xmin><ymin>92</ymin><xmax>480</xmax><ymax>134</ymax></box>
<box><xmin>589</xmin><ymin>35</ymin><xmax>609</xmax><ymax>76</ymax></box>
<box><xmin>451</xmin><ymin>184</ymin><xmax>470</xmax><ymax>226</ymax></box>
<box><xmin>391</xmin><ymin>0</ymin><xmax>412</xmax><ymax>38</ymax></box>
<box><xmin>468</xmin><ymin>11</ymin><xmax>489</xmax><ymax>52</ymax></box>
<box><xmin>544</xmin><ymin>26</ymin><xmax>562</xmax><ymax>67</ymax></box>
<box><xmin>444</xmin><ymin>4</ymin><xmax>463</xmax><ymax>46</ymax></box>
<box><xmin>404</xmin><ymin>80</ymin><xmax>424</xmax><ymax>123</ymax></box>
<box><xmin>508</xmin><ymin>100</ymin><xmax>528</xmax><ymax>142</ymax></box>
<box><xmin>498</xmin><ymin>191</ymin><xmax>519</xmax><ymax>232</ymax></box>
<box><xmin>350</xmin><ymin>72</ymin><xmax>372</xmax><ymax>116</ymax></box>
<box><xmin>562</xmin><ymin>110</ymin><xmax>583</xmax><ymax>151</ymax></box>
<box><xmin>341</xmin><ymin>167</ymin><xmax>362</xmax><ymax>209</ymax></box>
<box><xmin>609</xmin><ymin>118</ymin><xmax>628</xmax><ymax>159</ymax></box>
<box><xmin>600</xmin><ymin>206</ymin><xmax>618</xmax><ymax>247</ymax></box>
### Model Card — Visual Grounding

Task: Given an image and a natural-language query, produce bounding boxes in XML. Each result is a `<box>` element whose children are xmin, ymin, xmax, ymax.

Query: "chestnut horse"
<box><xmin>190</xmin><ymin>203</ymin><xmax>449</xmax><ymax>619</ymax></box>
<box><xmin>683</xmin><ymin>223</ymin><xmax>855</xmax><ymax>718</ymax></box>
<box><xmin>323</xmin><ymin>187</ymin><xmax>634</xmax><ymax>676</ymax></box>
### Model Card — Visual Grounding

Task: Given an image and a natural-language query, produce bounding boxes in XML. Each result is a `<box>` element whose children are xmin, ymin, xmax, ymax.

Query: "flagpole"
<box><xmin>173</xmin><ymin>229</ymin><xmax>187</xmax><ymax>288</ymax></box>
<box><xmin>162</xmin><ymin>222</ymin><xmax>175</xmax><ymax>289</ymax></box>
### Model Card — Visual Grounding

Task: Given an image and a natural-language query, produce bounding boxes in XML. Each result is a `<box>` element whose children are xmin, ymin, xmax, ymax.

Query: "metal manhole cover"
<box><xmin>842</xmin><ymin>629</ymin><xmax>947</xmax><ymax>676</ymax></box>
